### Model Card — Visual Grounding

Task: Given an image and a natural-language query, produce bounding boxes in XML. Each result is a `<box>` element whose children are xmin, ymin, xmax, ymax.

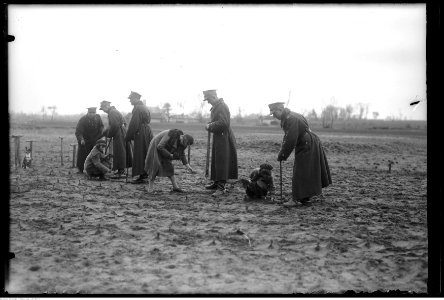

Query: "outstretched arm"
<box><xmin>278</xmin><ymin>117</ymin><xmax>299</xmax><ymax>161</ymax></box>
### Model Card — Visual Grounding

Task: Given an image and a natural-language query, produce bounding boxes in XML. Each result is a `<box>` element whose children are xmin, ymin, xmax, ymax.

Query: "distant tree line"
<box><xmin>310</xmin><ymin>103</ymin><xmax>380</xmax><ymax>129</ymax></box>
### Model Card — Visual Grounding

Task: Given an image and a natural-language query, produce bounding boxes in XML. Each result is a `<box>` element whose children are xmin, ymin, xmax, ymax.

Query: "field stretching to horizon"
<box><xmin>8</xmin><ymin>118</ymin><xmax>427</xmax><ymax>294</ymax></box>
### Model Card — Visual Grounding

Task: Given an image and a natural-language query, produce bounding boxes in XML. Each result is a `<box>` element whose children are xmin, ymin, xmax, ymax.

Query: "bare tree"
<box><xmin>355</xmin><ymin>103</ymin><xmax>369</xmax><ymax>120</ymax></box>
<box><xmin>338</xmin><ymin>107</ymin><xmax>347</xmax><ymax>120</ymax></box>
<box><xmin>47</xmin><ymin>106</ymin><xmax>57</xmax><ymax>121</ymax></box>
<box><xmin>321</xmin><ymin>105</ymin><xmax>338</xmax><ymax>128</ymax></box>
<box><xmin>177</xmin><ymin>101</ymin><xmax>185</xmax><ymax>115</ymax></box>
<box><xmin>41</xmin><ymin>106</ymin><xmax>47</xmax><ymax>120</ymax></box>
<box><xmin>364</xmin><ymin>103</ymin><xmax>370</xmax><ymax>119</ymax></box>
<box><xmin>306</xmin><ymin>109</ymin><xmax>318</xmax><ymax>121</ymax></box>
<box><xmin>345</xmin><ymin>104</ymin><xmax>354</xmax><ymax>120</ymax></box>
<box><xmin>235</xmin><ymin>106</ymin><xmax>243</xmax><ymax>123</ymax></box>
<box><xmin>162</xmin><ymin>103</ymin><xmax>171</xmax><ymax>122</ymax></box>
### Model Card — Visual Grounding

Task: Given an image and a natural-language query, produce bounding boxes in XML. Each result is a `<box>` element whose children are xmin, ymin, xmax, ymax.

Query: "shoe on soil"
<box><xmin>205</xmin><ymin>182</ymin><xmax>218</xmax><ymax>190</ymax></box>
<box><xmin>283</xmin><ymin>199</ymin><xmax>298</xmax><ymax>207</ymax></box>
<box><xmin>171</xmin><ymin>187</ymin><xmax>185</xmax><ymax>193</ymax></box>
<box><xmin>300</xmin><ymin>197</ymin><xmax>311</xmax><ymax>205</ymax></box>
<box><xmin>131</xmin><ymin>177</ymin><xmax>145</xmax><ymax>184</ymax></box>
<box><xmin>211</xmin><ymin>189</ymin><xmax>226</xmax><ymax>197</ymax></box>
<box><xmin>110</xmin><ymin>173</ymin><xmax>123</xmax><ymax>179</ymax></box>
<box><xmin>98</xmin><ymin>176</ymin><xmax>108</xmax><ymax>181</ymax></box>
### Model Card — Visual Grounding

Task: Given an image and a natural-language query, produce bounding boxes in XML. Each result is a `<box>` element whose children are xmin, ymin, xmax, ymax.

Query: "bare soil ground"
<box><xmin>8</xmin><ymin>123</ymin><xmax>427</xmax><ymax>294</ymax></box>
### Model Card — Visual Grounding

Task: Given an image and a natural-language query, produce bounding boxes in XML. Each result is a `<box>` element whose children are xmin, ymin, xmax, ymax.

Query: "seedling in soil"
<box><xmin>388</xmin><ymin>160</ymin><xmax>394</xmax><ymax>173</ymax></box>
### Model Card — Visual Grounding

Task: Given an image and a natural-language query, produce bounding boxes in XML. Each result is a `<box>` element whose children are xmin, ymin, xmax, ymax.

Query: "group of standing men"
<box><xmin>75</xmin><ymin>89</ymin><xmax>331</xmax><ymax>205</ymax></box>
<box><xmin>75</xmin><ymin>91</ymin><xmax>152</xmax><ymax>183</ymax></box>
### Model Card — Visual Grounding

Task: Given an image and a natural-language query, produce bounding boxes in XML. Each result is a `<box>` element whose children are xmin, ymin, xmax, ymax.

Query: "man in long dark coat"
<box><xmin>203</xmin><ymin>89</ymin><xmax>238</xmax><ymax>196</ymax></box>
<box><xmin>269</xmin><ymin>102</ymin><xmax>332</xmax><ymax>206</ymax></box>
<box><xmin>99</xmin><ymin>100</ymin><xmax>133</xmax><ymax>179</ymax></box>
<box><xmin>75</xmin><ymin>107</ymin><xmax>104</xmax><ymax>173</ymax></box>
<box><xmin>125</xmin><ymin>91</ymin><xmax>153</xmax><ymax>184</ymax></box>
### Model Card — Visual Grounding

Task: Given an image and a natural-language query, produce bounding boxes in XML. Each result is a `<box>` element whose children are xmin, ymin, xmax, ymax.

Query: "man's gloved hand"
<box><xmin>277</xmin><ymin>153</ymin><xmax>286</xmax><ymax>162</ymax></box>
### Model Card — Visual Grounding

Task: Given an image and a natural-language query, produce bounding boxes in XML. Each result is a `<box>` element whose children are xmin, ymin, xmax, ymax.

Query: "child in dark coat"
<box><xmin>240</xmin><ymin>163</ymin><xmax>275</xmax><ymax>200</ymax></box>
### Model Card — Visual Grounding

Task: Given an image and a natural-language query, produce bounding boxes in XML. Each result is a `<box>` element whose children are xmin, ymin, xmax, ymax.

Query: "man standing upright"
<box><xmin>75</xmin><ymin>107</ymin><xmax>104</xmax><ymax>173</ymax></box>
<box><xmin>99</xmin><ymin>100</ymin><xmax>133</xmax><ymax>179</ymax></box>
<box><xmin>125</xmin><ymin>91</ymin><xmax>153</xmax><ymax>184</ymax></box>
<box><xmin>203</xmin><ymin>89</ymin><xmax>238</xmax><ymax>196</ymax></box>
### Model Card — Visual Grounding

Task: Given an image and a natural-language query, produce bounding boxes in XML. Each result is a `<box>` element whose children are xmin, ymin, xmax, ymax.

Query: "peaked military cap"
<box><xmin>268</xmin><ymin>102</ymin><xmax>285</xmax><ymax>115</ymax></box>
<box><xmin>99</xmin><ymin>100</ymin><xmax>111</xmax><ymax>111</ymax></box>
<box><xmin>202</xmin><ymin>89</ymin><xmax>217</xmax><ymax>101</ymax></box>
<box><xmin>87</xmin><ymin>107</ymin><xmax>97</xmax><ymax>113</ymax></box>
<box><xmin>128</xmin><ymin>91</ymin><xmax>142</xmax><ymax>100</ymax></box>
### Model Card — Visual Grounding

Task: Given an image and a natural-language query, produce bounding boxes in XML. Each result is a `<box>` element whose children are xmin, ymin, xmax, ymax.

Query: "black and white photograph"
<box><xmin>5</xmin><ymin>3</ymin><xmax>432</xmax><ymax>294</ymax></box>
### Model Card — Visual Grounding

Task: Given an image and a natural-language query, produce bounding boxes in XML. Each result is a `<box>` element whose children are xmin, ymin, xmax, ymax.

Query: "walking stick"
<box><xmin>280</xmin><ymin>160</ymin><xmax>283</xmax><ymax>201</ymax></box>
<box><xmin>205</xmin><ymin>130</ymin><xmax>211</xmax><ymax>178</ymax></box>
<box><xmin>188</xmin><ymin>145</ymin><xmax>191</xmax><ymax>164</ymax></box>
<box><xmin>125</xmin><ymin>140</ymin><xmax>132</xmax><ymax>183</ymax></box>
<box><xmin>59</xmin><ymin>137</ymin><xmax>64</xmax><ymax>166</ymax></box>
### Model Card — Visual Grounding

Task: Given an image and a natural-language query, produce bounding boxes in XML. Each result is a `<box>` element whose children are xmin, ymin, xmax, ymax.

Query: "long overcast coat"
<box><xmin>145</xmin><ymin>129</ymin><xmax>189</xmax><ymax>180</ymax></box>
<box><xmin>208</xmin><ymin>99</ymin><xmax>238</xmax><ymax>182</ymax></box>
<box><xmin>278</xmin><ymin>109</ymin><xmax>332</xmax><ymax>200</ymax></box>
<box><xmin>125</xmin><ymin>100</ymin><xmax>153</xmax><ymax>177</ymax></box>
<box><xmin>75</xmin><ymin>114</ymin><xmax>104</xmax><ymax>172</ymax></box>
<box><xmin>103</xmin><ymin>106</ymin><xmax>133</xmax><ymax>171</ymax></box>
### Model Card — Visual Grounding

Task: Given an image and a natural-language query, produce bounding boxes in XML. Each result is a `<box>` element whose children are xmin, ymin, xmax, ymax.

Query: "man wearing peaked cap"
<box><xmin>100</xmin><ymin>100</ymin><xmax>133</xmax><ymax>178</ymax></box>
<box><xmin>125</xmin><ymin>91</ymin><xmax>153</xmax><ymax>183</ymax></box>
<box><xmin>75</xmin><ymin>107</ymin><xmax>104</xmax><ymax>174</ymax></box>
<box><xmin>203</xmin><ymin>89</ymin><xmax>238</xmax><ymax>196</ymax></box>
<box><xmin>87</xmin><ymin>107</ymin><xmax>97</xmax><ymax>113</ymax></box>
<box><xmin>268</xmin><ymin>102</ymin><xmax>286</xmax><ymax>115</ymax></box>
<box><xmin>84</xmin><ymin>138</ymin><xmax>113</xmax><ymax>180</ymax></box>
<box><xmin>128</xmin><ymin>91</ymin><xmax>142</xmax><ymax>101</ymax></box>
<box><xmin>203</xmin><ymin>89</ymin><xmax>217</xmax><ymax>99</ymax></box>
<box><xmin>269</xmin><ymin>101</ymin><xmax>332</xmax><ymax>207</ymax></box>
<box><xmin>99</xmin><ymin>101</ymin><xmax>111</xmax><ymax>110</ymax></box>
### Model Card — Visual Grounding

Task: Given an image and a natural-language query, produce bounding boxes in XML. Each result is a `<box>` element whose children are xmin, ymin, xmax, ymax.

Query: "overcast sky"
<box><xmin>8</xmin><ymin>4</ymin><xmax>426</xmax><ymax>120</ymax></box>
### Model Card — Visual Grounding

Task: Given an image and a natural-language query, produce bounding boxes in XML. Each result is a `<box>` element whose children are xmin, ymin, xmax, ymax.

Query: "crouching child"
<box><xmin>84</xmin><ymin>139</ymin><xmax>112</xmax><ymax>180</ymax></box>
<box><xmin>240</xmin><ymin>163</ymin><xmax>275</xmax><ymax>200</ymax></box>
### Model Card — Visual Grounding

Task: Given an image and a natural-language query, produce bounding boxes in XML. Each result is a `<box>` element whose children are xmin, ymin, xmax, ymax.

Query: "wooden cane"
<box><xmin>59</xmin><ymin>137</ymin><xmax>64</xmax><ymax>166</ymax></box>
<box><xmin>188</xmin><ymin>145</ymin><xmax>191</xmax><ymax>164</ymax></box>
<box><xmin>126</xmin><ymin>141</ymin><xmax>130</xmax><ymax>183</ymax></box>
<box><xmin>70</xmin><ymin>144</ymin><xmax>77</xmax><ymax>168</ymax></box>
<box><xmin>205</xmin><ymin>130</ymin><xmax>211</xmax><ymax>178</ymax></box>
<box><xmin>280</xmin><ymin>160</ymin><xmax>283</xmax><ymax>201</ymax></box>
